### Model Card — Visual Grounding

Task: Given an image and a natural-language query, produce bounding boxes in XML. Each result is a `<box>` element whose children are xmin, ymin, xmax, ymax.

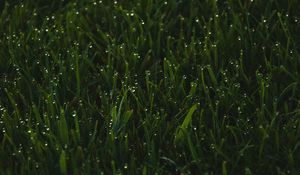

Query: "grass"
<box><xmin>0</xmin><ymin>0</ymin><xmax>300</xmax><ymax>174</ymax></box>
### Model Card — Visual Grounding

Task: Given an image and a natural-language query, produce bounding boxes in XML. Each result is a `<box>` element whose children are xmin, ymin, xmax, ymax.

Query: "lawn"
<box><xmin>0</xmin><ymin>0</ymin><xmax>300</xmax><ymax>174</ymax></box>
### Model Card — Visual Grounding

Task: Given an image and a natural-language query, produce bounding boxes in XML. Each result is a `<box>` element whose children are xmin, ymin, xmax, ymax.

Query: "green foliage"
<box><xmin>174</xmin><ymin>104</ymin><xmax>198</xmax><ymax>144</ymax></box>
<box><xmin>0</xmin><ymin>0</ymin><xmax>300</xmax><ymax>174</ymax></box>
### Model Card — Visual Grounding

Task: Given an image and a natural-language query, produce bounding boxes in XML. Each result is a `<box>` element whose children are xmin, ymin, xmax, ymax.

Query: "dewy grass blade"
<box><xmin>207</xmin><ymin>65</ymin><xmax>217</xmax><ymax>86</ymax></box>
<box><xmin>59</xmin><ymin>108</ymin><xmax>69</xmax><ymax>145</ymax></box>
<box><xmin>4</xmin><ymin>89</ymin><xmax>20</xmax><ymax>117</ymax></box>
<box><xmin>75</xmin><ymin>53</ymin><xmax>81</xmax><ymax>97</ymax></box>
<box><xmin>59</xmin><ymin>150</ymin><xmax>67</xmax><ymax>175</ymax></box>
<box><xmin>175</xmin><ymin>104</ymin><xmax>198</xmax><ymax>144</ymax></box>
<box><xmin>222</xmin><ymin>161</ymin><xmax>228</xmax><ymax>175</ymax></box>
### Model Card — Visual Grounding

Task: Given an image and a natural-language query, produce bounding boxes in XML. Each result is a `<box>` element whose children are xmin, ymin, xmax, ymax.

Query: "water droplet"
<box><xmin>124</xmin><ymin>163</ymin><xmax>128</xmax><ymax>169</ymax></box>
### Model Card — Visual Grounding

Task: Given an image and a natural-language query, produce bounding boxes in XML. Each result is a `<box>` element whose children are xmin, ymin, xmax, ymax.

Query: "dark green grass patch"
<box><xmin>0</xmin><ymin>0</ymin><xmax>300</xmax><ymax>174</ymax></box>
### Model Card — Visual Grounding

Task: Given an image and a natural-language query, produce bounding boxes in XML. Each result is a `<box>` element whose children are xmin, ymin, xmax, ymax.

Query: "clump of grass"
<box><xmin>0</xmin><ymin>0</ymin><xmax>300</xmax><ymax>174</ymax></box>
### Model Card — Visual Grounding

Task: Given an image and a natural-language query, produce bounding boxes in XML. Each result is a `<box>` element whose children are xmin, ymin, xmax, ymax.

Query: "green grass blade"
<box><xmin>175</xmin><ymin>104</ymin><xmax>198</xmax><ymax>144</ymax></box>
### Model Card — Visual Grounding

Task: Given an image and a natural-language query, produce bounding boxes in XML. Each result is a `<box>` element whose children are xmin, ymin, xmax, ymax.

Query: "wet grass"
<box><xmin>0</xmin><ymin>0</ymin><xmax>300</xmax><ymax>174</ymax></box>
